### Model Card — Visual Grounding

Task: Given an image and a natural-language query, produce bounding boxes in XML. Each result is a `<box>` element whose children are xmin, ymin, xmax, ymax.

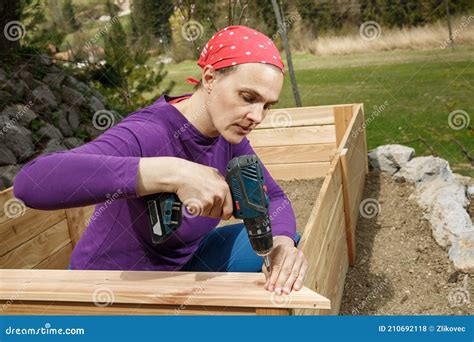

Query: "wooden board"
<box><xmin>0</xmin><ymin>269</ymin><xmax>330</xmax><ymax>314</ymax></box>
<box><xmin>254</xmin><ymin>143</ymin><xmax>336</xmax><ymax>164</ymax></box>
<box><xmin>337</xmin><ymin>104</ymin><xmax>368</xmax><ymax>266</ymax></box>
<box><xmin>33</xmin><ymin>242</ymin><xmax>73</xmax><ymax>270</ymax></box>
<box><xmin>266</xmin><ymin>162</ymin><xmax>330</xmax><ymax>180</ymax></box>
<box><xmin>294</xmin><ymin>155</ymin><xmax>346</xmax><ymax>315</ymax></box>
<box><xmin>0</xmin><ymin>208</ymin><xmax>66</xmax><ymax>256</ymax></box>
<box><xmin>0</xmin><ymin>220</ymin><xmax>70</xmax><ymax>269</ymax></box>
<box><xmin>257</xmin><ymin>106</ymin><xmax>335</xmax><ymax>129</ymax></box>
<box><xmin>0</xmin><ymin>301</ymin><xmax>258</xmax><ymax>316</ymax></box>
<box><xmin>248</xmin><ymin>125</ymin><xmax>336</xmax><ymax>147</ymax></box>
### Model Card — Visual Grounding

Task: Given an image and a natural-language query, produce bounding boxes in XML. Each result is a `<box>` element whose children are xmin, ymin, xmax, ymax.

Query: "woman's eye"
<box><xmin>264</xmin><ymin>104</ymin><xmax>272</xmax><ymax>110</ymax></box>
<box><xmin>242</xmin><ymin>95</ymin><xmax>254</xmax><ymax>103</ymax></box>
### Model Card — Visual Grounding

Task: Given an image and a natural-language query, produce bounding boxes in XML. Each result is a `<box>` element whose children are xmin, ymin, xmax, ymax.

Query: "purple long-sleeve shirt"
<box><xmin>13</xmin><ymin>94</ymin><xmax>297</xmax><ymax>271</ymax></box>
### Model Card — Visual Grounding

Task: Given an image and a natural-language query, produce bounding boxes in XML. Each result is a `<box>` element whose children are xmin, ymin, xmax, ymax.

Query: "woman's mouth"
<box><xmin>235</xmin><ymin>124</ymin><xmax>252</xmax><ymax>134</ymax></box>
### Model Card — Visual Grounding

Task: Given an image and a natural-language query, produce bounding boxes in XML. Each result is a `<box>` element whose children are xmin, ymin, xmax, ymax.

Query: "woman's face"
<box><xmin>206</xmin><ymin>63</ymin><xmax>284</xmax><ymax>144</ymax></box>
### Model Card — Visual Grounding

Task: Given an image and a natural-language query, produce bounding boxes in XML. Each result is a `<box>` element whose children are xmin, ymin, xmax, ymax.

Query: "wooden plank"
<box><xmin>313</xmin><ymin>217</ymin><xmax>349</xmax><ymax>315</ymax></box>
<box><xmin>334</xmin><ymin>105</ymin><xmax>354</xmax><ymax>146</ymax></box>
<box><xmin>0</xmin><ymin>208</ymin><xmax>66</xmax><ymax>257</ymax></box>
<box><xmin>248</xmin><ymin>125</ymin><xmax>336</xmax><ymax>147</ymax></box>
<box><xmin>266</xmin><ymin>162</ymin><xmax>330</xmax><ymax>180</ymax></box>
<box><xmin>84</xmin><ymin>205</ymin><xmax>95</xmax><ymax>222</ymax></box>
<box><xmin>340</xmin><ymin>149</ymin><xmax>356</xmax><ymax>266</ymax></box>
<box><xmin>0</xmin><ymin>269</ymin><xmax>331</xmax><ymax>311</ymax></box>
<box><xmin>257</xmin><ymin>107</ymin><xmax>334</xmax><ymax>129</ymax></box>
<box><xmin>65</xmin><ymin>207</ymin><xmax>87</xmax><ymax>248</ymax></box>
<box><xmin>0</xmin><ymin>301</ymin><xmax>256</xmax><ymax>316</ymax></box>
<box><xmin>256</xmin><ymin>308</ymin><xmax>289</xmax><ymax>315</ymax></box>
<box><xmin>335</xmin><ymin>104</ymin><xmax>367</xmax><ymax>266</ymax></box>
<box><xmin>0</xmin><ymin>220</ymin><xmax>70</xmax><ymax>269</ymax></box>
<box><xmin>254</xmin><ymin>143</ymin><xmax>336</xmax><ymax>164</ymax></box>
<box><xmin>34</xmin><ymin>243</ymin><xmax>72</xmax><ymax>270</ymax></box>
<box><xmin>353</xmin><ymin>103</ymin><xmax>369</xmax><ymax>174</ymax></box>
<box><xmin>293</xmin><ymin>156</ymin><xmax>344</xmax><ymax>315</ymax></box>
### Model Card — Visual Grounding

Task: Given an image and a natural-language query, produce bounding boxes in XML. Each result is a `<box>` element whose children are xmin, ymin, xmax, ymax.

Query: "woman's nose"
<box><xmin>246</xmin><ymin>106</ymin><xmax>265</xmax><ymax>124</ymax></box>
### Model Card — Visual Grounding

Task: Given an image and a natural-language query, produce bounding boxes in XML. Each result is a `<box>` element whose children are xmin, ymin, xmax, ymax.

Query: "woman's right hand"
<box><xmin>137</xmin><ymin>157</ymin><xmax>233</xmax><ymax>220</ymax></box>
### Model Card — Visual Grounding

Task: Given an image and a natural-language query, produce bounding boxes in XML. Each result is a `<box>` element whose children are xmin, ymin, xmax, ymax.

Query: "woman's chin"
<box><xmin>222</xmin><ymin>130</ymin><xmax>246</xmax><ymax>145</ymax></box>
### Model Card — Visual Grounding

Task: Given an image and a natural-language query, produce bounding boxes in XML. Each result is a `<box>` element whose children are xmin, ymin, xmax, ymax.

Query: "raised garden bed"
<box><xmin>0</xmin><ymin>103</ymin><xmax>368</xmax><ymax>315</ymax></box>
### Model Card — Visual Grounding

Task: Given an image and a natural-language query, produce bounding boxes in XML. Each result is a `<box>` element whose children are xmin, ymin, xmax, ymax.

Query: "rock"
<box><xmin>61</xmin><ymin>85</ymin><xmax>86</xmax><ymax>106</ymax></box>
<box><xmin>0</xmin><ymin>90</ymin><xmax>11</xmax><ymax>101</ymax></box>
<box><xmin>1</xmin><ymin>124</ymin><xmax>35</xmax><ymax>162</ymax></box>
<box><xmin>18</xmin><ymin>70</ymin><xmax>42</xmax><ymax>89</ymax></box>
<box><xmin>448</xmin><ymin>231</ymin><xmax>474</xmax><ymax>273</ymax></box>
<box><xmin>395</xmin><ymin>156</ymin><xmax>453</xmax><ymax>185</ymax></box>
<box><xmin>91</xmin><ymin>89</ymin><xmax>107</xmax><ymax>105</ymax></box>
<box><xmin>7</xmin><ymin>79</ymin><xmax>29</xmax><ymax>99</ymax></box>
<box><xmin>412</xmin><ymin>177</ymin><xmax>472</xmax><ymax>248</ymax></box>
<box><xmin>64</xmin><ymin>76</ymin><xmax>90</xmax><ymax>94</ymax></box>
<box><xmin>31</xmin><ymin>84</ymin><xmax>58</xmax><ymax>111</ymax></box>
<box><xmin>79</xmin><ymin>123</ymin><xmax>102</xmax><ymax>139</ymax></box>
<box><xmin>59</xmin><ymin>103</ymin><xmax>81</xmax><ymax>129</ymax></box>
<box><xmin>87</xmin><ymin>96</ymin><xmax>105</xmax><ymax>113</ymax></box>
<box><xmin>368</xmin><ymin>144</ymin><xmax>415</xmax><ymax>175</ymax></box>
<box><xmin>38</xmin><ymin>123</ymin><xmax>63</xmax><ymax>141</ymax></box>
<box><xmin>42</xmin><ymin>71</ymin><xmax>65</xmax><ymax>90</ymax></box>
<box><xmin>56</xmin><ymin>114</ymin><xmax>74</xmax><ymax>137</ymax></box>
<box><xmin>42</xmin><ymin>139</ymin><xmax>67</xmax><ymax>154</ymax></box>
<box><xmin>0</xmin><ymin>145</ymin><xmax>16</xmax><ymax>166</ymax></box>
<box><xmin>63</xmin><ymin>137</ymin><xmax>84</xmax><ymax>149</ymax></box>
<box><xmin>0</xmin><ymin>104</ymin><xmax>38</xmax><ymax>127</ymax></box>
<box><xmin>0</xmin><ymin>165</ymin><xmax>22</xmax><ymax>189</ymax></box>
<box><xmin>37</xmin><ymin>54</ymin><xmax>52</xmax><ymax>66</ymax></box>
<box><xmin>0</xmin><ymin>68</ymin><xmax>7</xmax><ymax>82</ymax></box>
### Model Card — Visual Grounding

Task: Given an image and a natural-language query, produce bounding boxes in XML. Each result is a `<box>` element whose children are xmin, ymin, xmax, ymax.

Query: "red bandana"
<box><xmin>186</xmin><ymin>25</ymin><xmax>285</xmax><ymax>85</ymax></box>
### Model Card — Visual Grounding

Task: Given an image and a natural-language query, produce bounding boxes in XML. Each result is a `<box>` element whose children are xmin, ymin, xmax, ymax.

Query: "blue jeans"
<box><xmin>68</xmin><ymin>223</ymin><xmax>301</xmax><ymax>272</ymax></box>
<box><xmin>181</xmin><ymin>223</ymin><xmax>301</xmax><ymax>272</ymax></box>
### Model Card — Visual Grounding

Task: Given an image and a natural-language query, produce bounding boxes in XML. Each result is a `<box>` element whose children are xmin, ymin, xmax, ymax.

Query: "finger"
<box><xmin>267</xmin><ymin>250</ymin><xmax>286</xmax><ymax>292</ymax></box>
<box><xmin>221</xmin><ymin>187</ymin><xmax>234</xmax><ymax>220</ymax></box>
<box><xmin>262</xmin><ymin>264</ymin><xmax>270</xmax><ymax>290</ymax></box>
<box><xmin>208</xmin><ymin>194</ymin><xmax>223</xmax><ymax>218</ymax></box>
<box><xmin>282</xmin><ymin>252</ymin><xmax>304</xmax><ymax>294</ymax></box>
<box><xmin>293</xmin><ymin>260</ymin><xmax>308</xmax><ymax>291</ymax></box>
<box><xmin>273</xmin><ymin>250</ymin><xmax>297</xmax><ymax>295</ymax></box>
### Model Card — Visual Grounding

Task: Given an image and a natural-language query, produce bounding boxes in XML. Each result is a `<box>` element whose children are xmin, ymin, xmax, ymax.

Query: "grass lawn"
<box><xmin>163</xmin><ymin>47</ymin><xmax>474</xmax><ymax>177</ymax></box>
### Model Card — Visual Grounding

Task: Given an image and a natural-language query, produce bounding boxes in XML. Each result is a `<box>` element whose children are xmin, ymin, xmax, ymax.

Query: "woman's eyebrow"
<box><xmin>240</xmin><ymin>88</ymin><xmax>279</xmax><ymax>105</ymax></box>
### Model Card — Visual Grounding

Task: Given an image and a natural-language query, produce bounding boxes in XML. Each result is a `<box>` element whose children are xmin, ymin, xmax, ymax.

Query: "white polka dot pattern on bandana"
<box><xmin>190</xmin><ymin>25</ymin><xmax>284</xmax><ymax>85</ymax></box>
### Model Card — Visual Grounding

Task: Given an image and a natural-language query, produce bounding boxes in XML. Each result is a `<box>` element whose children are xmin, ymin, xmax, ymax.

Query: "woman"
<box><xmin>14</xmin><ymin>25</ymin><xmax>308</xmax><ymax>296</ymax></box>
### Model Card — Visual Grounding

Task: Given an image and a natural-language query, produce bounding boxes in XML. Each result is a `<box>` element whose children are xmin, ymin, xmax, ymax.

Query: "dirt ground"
<box><xmin>339</xmin><ymin>171</ymin><xmax>473</xmax><ymax>315</ymax></box>
<box><xmin>220</xmin><ymin>174</ymin><xmax>472</xmax><ymax>315</ymax></box>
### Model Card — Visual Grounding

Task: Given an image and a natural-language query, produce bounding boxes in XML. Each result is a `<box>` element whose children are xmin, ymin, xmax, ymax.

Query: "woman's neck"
<box><xmin>171</xmin><ymin>91</ymin><xmax>219</xmax><ymax>137</ymax></box>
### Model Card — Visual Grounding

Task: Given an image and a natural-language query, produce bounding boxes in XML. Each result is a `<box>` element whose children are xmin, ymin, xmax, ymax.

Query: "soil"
<box><xmin>339</xmin><ymin>171</ymin><xmax>473</xmax><ymax>315</ymax></box>
<box><xmin>220</xmin><ymin>174</ymin><xmax>473</xmax><ymax>315</ymax></box>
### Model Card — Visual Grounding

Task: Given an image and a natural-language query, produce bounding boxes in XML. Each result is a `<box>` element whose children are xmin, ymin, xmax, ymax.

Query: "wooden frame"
<box><xmin>0</xmin><ymin>103</ymin><xmax>367</xmax><ymax>315</ymax></box>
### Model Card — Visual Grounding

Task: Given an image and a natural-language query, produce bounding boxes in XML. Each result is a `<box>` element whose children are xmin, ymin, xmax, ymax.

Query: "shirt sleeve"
<box><xmin>13</xmin><ymin>119</ymin><xmax>143</xmax><ymax>210</ymax></box>
<box><xmin>231</xmin><ymin>137</ymin><xmax>297</xmax><ymax>244</ymax></box>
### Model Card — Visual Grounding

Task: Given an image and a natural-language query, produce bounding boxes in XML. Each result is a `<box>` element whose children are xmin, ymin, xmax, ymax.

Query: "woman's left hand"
<box><xmin>262</xmin><ymin>235</ymin><xmax>308</xmax><ymax>295</ymax></box>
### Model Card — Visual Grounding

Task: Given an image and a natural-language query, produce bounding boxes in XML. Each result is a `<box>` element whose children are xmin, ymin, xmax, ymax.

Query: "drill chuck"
<box><xmin>243</xmin><ymin>215</ymin><xmax>273</xmax><ymax>256</ymax></box>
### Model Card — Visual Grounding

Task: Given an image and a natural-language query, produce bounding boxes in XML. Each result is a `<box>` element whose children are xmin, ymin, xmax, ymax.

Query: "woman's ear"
<box><xmin>202</xmin><ymin>65</ymin><xmax>216</xmax><ymax>93</ymax></box>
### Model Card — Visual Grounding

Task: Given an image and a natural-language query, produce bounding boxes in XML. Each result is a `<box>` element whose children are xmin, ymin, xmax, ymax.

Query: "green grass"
<box><xmin>164</xmin><ymin>47</ymin><xmax>474</xmax><ymax>177</ymax></box>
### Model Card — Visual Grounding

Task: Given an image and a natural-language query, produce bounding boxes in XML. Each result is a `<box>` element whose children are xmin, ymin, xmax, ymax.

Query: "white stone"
<box><xmin>368</xmin><ymin>144</ymin><xmax>415</xmax><ymax>175</ymax></box>
<box><xmin>412</xmin><ymin>177</ymin><xmax>471</xmax><ymax>248</ymax></box>
<box><xmin>449</xmin><ymin>231</ymin><xmax>474</xmax><ymax>273</ymax></box>
<box><xmin>395</xmin><ymin>156</ymin><xmax>453</xmax><ymax>184</ymax></box>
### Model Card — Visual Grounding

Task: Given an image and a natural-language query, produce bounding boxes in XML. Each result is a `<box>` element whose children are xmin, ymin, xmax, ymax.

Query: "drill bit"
<box><xmin>263</xmin><ymin>255</ymin><xmax>271</xmax><ymax>273</ymax></box>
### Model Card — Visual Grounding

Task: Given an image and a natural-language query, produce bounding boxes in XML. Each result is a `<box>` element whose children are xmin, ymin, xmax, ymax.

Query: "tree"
<box><xmin>131</xmin><ymin>0</ymin><xmax>173</xmax><ymax>43</ymax></box>
<box><xmin>93</xmin><ymin>0</ymin><xmax>174</xmax><ymax>114</ymax></box>
<box><xmin>62</xmin><ymin>0</ymin><xmax>80</xmax><ymax>32</ymax></box>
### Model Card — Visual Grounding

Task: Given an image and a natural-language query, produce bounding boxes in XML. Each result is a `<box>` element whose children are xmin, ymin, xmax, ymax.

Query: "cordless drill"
<box><xmin>145</xmin><ymin>155</ymin><xmax>274</xmax><ymax>271</ymax></box>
